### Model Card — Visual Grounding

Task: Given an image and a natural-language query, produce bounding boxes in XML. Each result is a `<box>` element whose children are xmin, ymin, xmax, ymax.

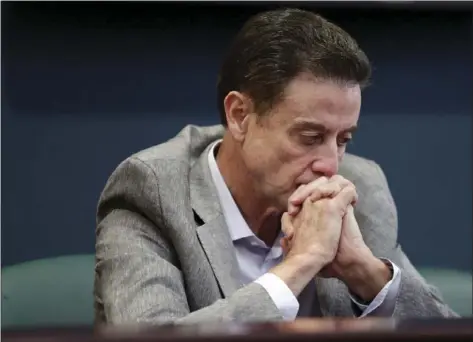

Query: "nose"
<box><xmin>311</xmin><ymin>146</ymin><xmax>339</xmax><ymax>178</ymax></box>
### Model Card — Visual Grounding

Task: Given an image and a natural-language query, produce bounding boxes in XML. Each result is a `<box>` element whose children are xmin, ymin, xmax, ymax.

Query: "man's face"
<box><xmin>239</xmin><ymin>74</ymin><xmax>361</xmax><ymax>210</ymax></box>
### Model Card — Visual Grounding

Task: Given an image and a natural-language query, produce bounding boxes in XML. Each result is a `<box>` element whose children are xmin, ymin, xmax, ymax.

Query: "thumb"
<box><xmin>333</xmin><ymin>185</ymin><xmax>358</xmax><ymax>212</ymax></box>
<box><xmin>342</xmin><ymin>204</ymin><xmax>362</xmax><ymax>238</ymax></box>
<box><xmin>345</xmin><ymin>204</ymin><xmax>355</xmax><ymax>217</ymax></box>
<box><xmin>281</xmin><ymin>212</ymin><xmax>295</xmax><ymax>238</ymax></box>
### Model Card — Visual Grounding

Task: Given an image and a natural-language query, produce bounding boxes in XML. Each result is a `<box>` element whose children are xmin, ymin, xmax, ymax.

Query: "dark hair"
<box><xmin>217</xmin><ymin>8</ymin><xmax>371</xmax><ymax>126</ymax></box>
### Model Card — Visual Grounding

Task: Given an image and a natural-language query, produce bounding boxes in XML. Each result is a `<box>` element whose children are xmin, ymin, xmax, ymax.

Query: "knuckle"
<box><xmin>350</xmin><ymin>185</ymin><xmax>358</xmax><ymax>195</ymax></box>
<box><xmin>333</xmin><ymin>183</ymin><xmax>342</xmax><ymax>192</ymax></box>
<box><xmin>302</xmin><ymin>197</ymin><xmax>312</xmax><ymax>208</ymax></box>
<box><xmin>347</xmin><ymin>180</ymin><xmax>356</xmax><ymax>189</ymax></box>
<box><xmin>331</xmin><ymin>175</ymin><xmax>353</xmax><ymax>188</ymax></box>
<box><xmin>306</xmin><ymin>183</ymin><xmax>318</xmax><ymax>194</ymax></box>
<box><xmin>345</xmin><ymin>183</ymin><xmax>356</xmax><ymax>192</ymax></box>
<box><xmin>294</xmin><ymin>185</ymin><xmax>305</xmax><ymax>196</ymax></box>
<box><xmin>317</xmin><ymin>198</ymin><xmax>334</xmax><ymax>211</ymax></box>
<box><xmin>330</xmin><ymin>175</ymin><xmax>343</xmax><ymax>182</ymax></box>
<box><xmin>311</xmin><ymin>188</ymin><xmax>323</xmax><ymax>198</ymax></box>
<box><xmin>281</xmin><ymin>213</ymin><xmax>290</xmax><ymax>226</ymax></box>
<box><xmin>311</xmin><ymin>199</ymin><xmax>324</xmax><ymax>209</ymax></box>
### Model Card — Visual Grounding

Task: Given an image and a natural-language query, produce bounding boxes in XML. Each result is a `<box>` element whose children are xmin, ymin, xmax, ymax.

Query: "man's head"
<box><xmin>216</xmin><ymin>8</ymin><xmax>371</xmax><ymax>210</ymax></box>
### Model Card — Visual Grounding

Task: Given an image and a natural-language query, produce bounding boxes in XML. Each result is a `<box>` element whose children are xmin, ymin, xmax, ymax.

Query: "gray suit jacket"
<box><xmin>95</xmin><ymin>124</ymin><xmax>457</xmax><ymax>325</ymax></box>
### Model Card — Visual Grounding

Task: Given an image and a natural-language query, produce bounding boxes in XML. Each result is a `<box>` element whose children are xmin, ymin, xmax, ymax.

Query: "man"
<box><xmin>95</xmin><ymin>8</ymin><xmax>456</xmax><ymax>325</ymax></box>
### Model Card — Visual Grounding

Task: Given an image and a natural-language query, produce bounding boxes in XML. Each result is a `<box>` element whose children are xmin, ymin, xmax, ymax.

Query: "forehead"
<box><xmin>270</xmin><ymin>74</ymin><xmax>362</xmax><ymax>130</ymax></box>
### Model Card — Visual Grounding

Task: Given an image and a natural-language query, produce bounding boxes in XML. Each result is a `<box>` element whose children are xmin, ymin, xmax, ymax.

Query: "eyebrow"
<box><xmin>292</xmin><ymin>120</ymin><xmax>358</xmax><ymax>133</ymax></box>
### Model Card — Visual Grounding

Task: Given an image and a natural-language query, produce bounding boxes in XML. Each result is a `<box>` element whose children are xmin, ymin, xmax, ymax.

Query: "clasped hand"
<box><xmin>280</xmin><ymin>175</ymin><xmax>373</xmax><ymax>281</ymax></box>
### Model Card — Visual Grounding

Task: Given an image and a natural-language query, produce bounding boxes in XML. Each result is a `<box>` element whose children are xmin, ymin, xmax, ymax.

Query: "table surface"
<box><xmin>2</xmin><ymin>318</ymin><xmax>473</xmax><ymax>342</ymax></box>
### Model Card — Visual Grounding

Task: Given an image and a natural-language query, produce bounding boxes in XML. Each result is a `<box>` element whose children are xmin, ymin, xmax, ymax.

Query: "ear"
<box><xmin>223</xmin><ymin>91</ymin><xmax>253</xmax><ymax>142</ymax></box>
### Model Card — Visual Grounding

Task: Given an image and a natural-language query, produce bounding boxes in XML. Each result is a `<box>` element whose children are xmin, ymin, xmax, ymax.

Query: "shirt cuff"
<box><xmin>350</xmin><ymin>259</ymin><xmax>401</xmax><ymax>317</ymax></box>
<box><xmin>255</xmin><ymin>273</ymin><xmax>300</xmax><ymax>321</ymax></box>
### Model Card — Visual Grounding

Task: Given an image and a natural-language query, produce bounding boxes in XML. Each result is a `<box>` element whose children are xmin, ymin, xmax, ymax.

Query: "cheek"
<box><xmin>277</xmin><ymin>135</ymin><xmax>308</xmax><ymax>163</ymax></box>
<box><xmin>338</xmin><ymin>144</ymin><xmax>347</xmax><ymax>161</ymax></box>
<box><xmin>241</xmin><ymin>139</ymin><xmax>275</xmax><ymax>176</ymax></box>
<box><xmin>270</xmin><ymin>138</ymin><xmax>314</xmax><ymax>175</ymax></box>
<box><xmin>277</xmin><ymin>154</ymin><xmax>315</xmax><ymax>187</ymax></box>
<box><xmin>246</xmin><ymin>133</ymin><xmax>293</xmax><ymax>167</ymax></box>
<box><xmin>292</xmin><ymin>157</ymin><xmax>317</xmax><ymax>182</ymax></box>
<box><xmin>243</xmin><ymin>131</ymin><xmax>313</xmax><ymax>188</ymax></box>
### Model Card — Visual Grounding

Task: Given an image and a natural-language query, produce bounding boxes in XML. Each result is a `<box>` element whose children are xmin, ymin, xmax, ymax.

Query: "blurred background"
<box><xmin>1</xmin><ymin>0</ymin><xmax>472</xmax><ymax>326</ymax></box>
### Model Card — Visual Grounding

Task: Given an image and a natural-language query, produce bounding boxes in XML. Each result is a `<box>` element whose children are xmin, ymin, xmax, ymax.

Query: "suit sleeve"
<box><xmin>95</xmin><ymin>157</ymin><xmax>283</xmax><ymax>325</ymax></box>
<box><xmin>354</xmin><ymin>161</ymin><xmax>458</xmax><ymax>318</ymax></box>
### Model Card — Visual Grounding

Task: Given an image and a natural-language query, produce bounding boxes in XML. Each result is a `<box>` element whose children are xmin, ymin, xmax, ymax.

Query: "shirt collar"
<box><xmin>207</xmin><ymin>140</ymin><xmax>256</xmax><ymax>242</ymax></box>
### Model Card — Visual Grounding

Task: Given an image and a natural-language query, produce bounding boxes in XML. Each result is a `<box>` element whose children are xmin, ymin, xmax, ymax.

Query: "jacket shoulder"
<box><xmin>130</xmin><ymin>124</ymin><xmax>224</xmax><ymax>168</ymax></box>
<box><xmin>339</xmin><ymin>153</ymin><xmax>383</xmax><ymax>184</ymax></box>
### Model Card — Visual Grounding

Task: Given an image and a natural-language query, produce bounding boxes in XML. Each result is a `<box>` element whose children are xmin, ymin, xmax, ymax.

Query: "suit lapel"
<box><xmin>196</xmin><ymin>217</ymin><xmax>243</xmax><ymax>297</ymax></box>
<box><xmin>188</xmin><ymin>137</ymin><xmax>353</xmax><ymax>315</ymax></box>
<box><xmin>190</xmin><ymin>144</ymin><xmax>243</xmax><ymax>298</ymax></box>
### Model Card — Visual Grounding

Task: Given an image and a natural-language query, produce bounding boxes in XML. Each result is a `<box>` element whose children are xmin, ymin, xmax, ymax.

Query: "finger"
<box><xmin>329</xmin><ymin>176</ymin><xmax>357</xmax><ymax>205</ymax></box>
<box><xmin>280</xmin><ymin>237</ymin><xmax>288</xmax><ymax>251</ymax></box>
<box><xmin>281</xmin><ymin>224</ymin><xmax>294</xmax><ymax>238</ymax></box>
<box><xmin>287</xmin><ymin>202</ymin><xmax>299</xmax><ymax>216</ymax></box>
<box><xmin>331</xmin><ymin>184</ymin><xmax>358</xmax><ymax>210</ymax></box>
<box><xmin>281</xmin><ymin>238</ymin><xmax>293</xmax><ymax>257</ymax></box>
<box><xmin>288</xmin><ymin>182</ymin><xmax>342</xmax><ymax>216</ymax></box>
<box><xmin>288</xmin><ymin>176</ymin><xmax>329</xmax><ymax>206</ymax></box>
<box><xmin>281</xmin><ymin>212</ymin><xmax>295</xmax><ymax>237</ymax></box>
<box><xmin>351</xmin><ymin>197</ymin><xmax>358</xmax><ymax>206</ymax></box>
<box><xmin>342</xmin><ymin>205</ymin><xmax>357</xmax><ymax>229</ymax></box>
<box><xmin>345</xmin><ymin>204</ymin><xmax>354</xmax><ymax>216</ymax></box>
<box><xmin>287</xmin><ymin>184</ymin><xmax>306</xmax><ymax>215</ymax></box>
<box><xmin>328</xmin><ymin>175</ymin><xmax>352</xmax><ymax>189</ymax></box>
<box><xmin>280</xmin><ymin>236</ymin><xmax>287</xmax><ymax>246</ymax></box>
<box><xmin>308</xmin><ymin>182</ymin><xmax>342</xmax><ymax>202</ymax></box>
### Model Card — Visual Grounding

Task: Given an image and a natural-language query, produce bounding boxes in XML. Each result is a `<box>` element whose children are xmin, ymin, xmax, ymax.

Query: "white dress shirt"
<box><xmin>207</xmin><ymin>140</ymin><xmax>401</xmax><ymax>320</ymax></box>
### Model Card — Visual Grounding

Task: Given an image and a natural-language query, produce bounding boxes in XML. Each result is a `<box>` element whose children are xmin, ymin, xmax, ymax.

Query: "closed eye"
<box><xmin>337</xmin><ymin>136</ymin><xmax>352</xmax><ymax>147</ymax></box>
<box><xmin>300</xmin><ymin>134</ymin><xmax>324</xmax><ymax>146</ymax></box>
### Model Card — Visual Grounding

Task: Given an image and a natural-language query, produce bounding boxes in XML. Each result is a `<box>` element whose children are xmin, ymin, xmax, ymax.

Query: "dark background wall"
<box><xmin>1</xmin><ymin>1</ymin><xmax>472</xmax><ymax>271</ymax></box>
